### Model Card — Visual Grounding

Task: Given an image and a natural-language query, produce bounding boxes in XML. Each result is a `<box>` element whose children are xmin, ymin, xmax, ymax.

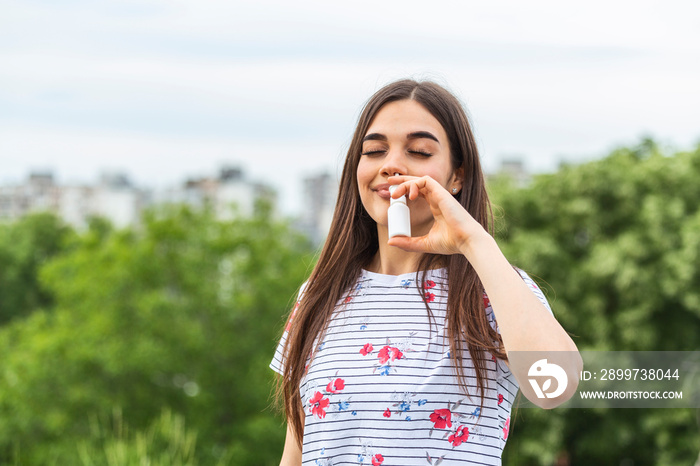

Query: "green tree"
<box><xmin>491</xmin><ymin>139</ymin><xmax>700</xmax><ymax>465</ymax></box>
<box><xmin>0</xmin><ymin>212</ymin><xmax>75</xmax><ymax>324</ymax></box>
<box><xmin>0</xmin><ymin>203</ymin><xmax>313</xmax><ymax>464</ymax></box>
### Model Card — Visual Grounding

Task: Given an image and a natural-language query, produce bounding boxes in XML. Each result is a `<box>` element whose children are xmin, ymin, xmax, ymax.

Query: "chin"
<box><xmin>370</xmin><ymin>214</ymin><xmax>388</xmax><ymax>228</ymax></box>
<box><xmin>362</xmin><ymin>205</ymin><xmax>388</xmax><ymax>226</ymax></box>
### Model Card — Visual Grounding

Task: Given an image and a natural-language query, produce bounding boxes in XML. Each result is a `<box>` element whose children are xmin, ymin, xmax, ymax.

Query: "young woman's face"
<box><xmin>356</xmin><ymin>99</ymin><xmax>462</xmax><ymax>236</ymax></box>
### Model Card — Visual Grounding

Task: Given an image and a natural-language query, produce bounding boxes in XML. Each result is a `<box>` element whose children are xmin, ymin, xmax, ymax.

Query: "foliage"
<box><xmin>0</xmin><ymin>203</ymin><xmax>313</xmax><ymax>464</ymax></box>
<box><xmin>76</xmin><ymin>408</ymin><xmax>202</xmax><ymax>466</ymax></box>
<box><xmin>490</xmin><ymin>139</ymin><xmax>700</xmax><ymax>465</ymax></box>
<box><xmin>0</xmin><ymin>212</ymin><xmax>75</xmax><ymax>324</ymax></box>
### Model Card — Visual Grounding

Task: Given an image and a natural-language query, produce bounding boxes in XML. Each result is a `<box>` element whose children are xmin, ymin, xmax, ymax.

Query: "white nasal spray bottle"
<box><xmin>388</xmin><ymin>182</ymin><xmax>411</xmax><ymax>239</ymax></box>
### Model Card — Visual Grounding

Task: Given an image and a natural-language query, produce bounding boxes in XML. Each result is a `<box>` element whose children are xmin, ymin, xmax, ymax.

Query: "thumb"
<box><xmin>387</xmin><ymin>235</ymin><xmax>430</xmax><ymax>252</ymax></box>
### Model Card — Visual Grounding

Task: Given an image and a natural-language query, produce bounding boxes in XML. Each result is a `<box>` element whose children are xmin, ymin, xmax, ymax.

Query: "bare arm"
<box><xmin>279</xmin><ymin>422</ymin><xmax>302</xmax><ymax>466</ymax></box>
<box><xmin>460</xmin><ymin>234</ymin><xmax>583</xmax><ymax>408</ymax></box>
<box><xmin>388</xmin><ymin>174</ymin><xmax>583</xmax><ymax>408</ymax></box>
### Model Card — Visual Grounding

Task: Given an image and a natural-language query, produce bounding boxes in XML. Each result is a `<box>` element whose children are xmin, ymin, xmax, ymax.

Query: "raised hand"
<box><xmin>386</xmin><ymin>175</ymin><xmax>490</xmax><ymax>256</ymax></box>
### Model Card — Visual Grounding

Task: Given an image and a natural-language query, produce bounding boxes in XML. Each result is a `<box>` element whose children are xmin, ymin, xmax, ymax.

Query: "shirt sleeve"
<box><xmin>485</xmin><ymin>269</ymin><xmax>554</xmax><ymax>335</ymax></box>
<box><xmin>269</xmin><ymin>330</ymin><xmax>289</xmax><ymax>375</ymax></box>
<box><xmin>269</xmin><ymin>281</ymin><xmax>308</xmax><ymax>375</ymax></box>
<box><xmin>516</xmin><ymin>268</ymin><xmax>553</xmax><ymax>315</ymax></box>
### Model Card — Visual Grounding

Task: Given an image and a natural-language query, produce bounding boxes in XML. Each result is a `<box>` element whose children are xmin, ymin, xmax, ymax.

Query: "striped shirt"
<box><xmin>271</xmin><ymin>268</ymin><xmax>552</xmax><ymax>466</ymax></box>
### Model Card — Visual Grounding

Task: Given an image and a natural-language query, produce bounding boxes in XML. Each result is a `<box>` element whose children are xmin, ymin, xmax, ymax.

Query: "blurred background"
<box><xmin>1</xmin><ymin>1</ymin><xmax>699</xmax><ymax>464</ymax></box>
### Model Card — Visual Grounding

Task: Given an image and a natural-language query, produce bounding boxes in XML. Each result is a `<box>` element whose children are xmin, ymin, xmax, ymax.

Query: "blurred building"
<box><xmin>0</xmin><ymin>172</ymin><xmax>56</xmax><ymax>219</ymax></box>
<box><xmin>296</xmin><ymin>172</ymin><xmax>338</xmax><ymax>246</ymax></box>
<box><xmin>151</xmin><ymin>166</ymin><xmax>276</xmax><ymax>220</ymax></box>
<box><xmin>0</xmin><ymin>171</ymin><xmax>144</xmax><ymax>230</ymax></box>
<box><xmin>0</xmin><ymin>166</ymin><xmax>276</xmax><ymax>230</ymax></box>
<box><xmin>489</xmin><ymin>158</ymin><xmax>531</xmax><ymax>187</ymax></box>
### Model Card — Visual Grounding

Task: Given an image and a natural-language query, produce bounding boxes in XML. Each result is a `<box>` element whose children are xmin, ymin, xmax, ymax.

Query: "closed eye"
<box><xmin>361</xmin><ymin>149</ymin><xmax>433</xmax><ymax>157</ymax></box>
<box><xmin>361</xmin><ymin>150</ymin><xmax>385</xmax><ymax>156</ymax></box>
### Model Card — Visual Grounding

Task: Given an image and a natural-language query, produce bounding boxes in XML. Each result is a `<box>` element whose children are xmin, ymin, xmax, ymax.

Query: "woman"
<box><xmin>271</xmin><ymin>79</ymin><xmax>582</xmax><ymax>465</ymax></box>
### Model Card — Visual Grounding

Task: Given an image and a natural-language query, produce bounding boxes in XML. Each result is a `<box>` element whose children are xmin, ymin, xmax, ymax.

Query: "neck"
<box><xmin>366</xmin><ymin>226</ymin><xmax>424</xmax><ymax>276</ymax></box>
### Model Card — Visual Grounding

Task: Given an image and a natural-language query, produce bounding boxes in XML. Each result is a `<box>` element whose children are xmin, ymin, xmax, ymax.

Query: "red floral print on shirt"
<box><xmin>424</xmin><ymin>280</ymin><xmax>436</xmax><ymax>289</ymax></box>
<box><xmin>372</xmin><ymin>453</ymin><xmax>384</xmax><ymax>466</ymax></box>
<box><xmin>503</xmin><ymin>416</ymin><xmax>510</xmax><ymax>440</ymax></box>
<box><xmin>498</xmin><ymin>394</ymin><xmax>504</xmax><ymax>405</ymax></box>
<box><xmin>448</xmin><ymin>425</ymin><xmax>469</xmax><ymax>447</ymax></box>
<box><xmin>344</xmin><ymin>296</ymin><xmax>353</xmax><ymax>303</ymax></box>
<box><xmin>383</xmin><ymin>408</ymin><xmax>391</xmax><ymax>418</ymax></box>
<box><xmin>429</xmin><ymin>408</ymin><xmax>452</xmax><ymax>429</ymax></box>
<box><xmin>326</xmin><ymin>378</ymin><xmax>345</xmax><ymax>394</ymax></box>
<box><xmin>309</xmin><ymin>391</ymin><xmax>330</xmax><ymax>419</ymax></box>
<box><xmin>360</xmin><ymin>343</ymin><xmax>373</xmax><ymax>356</ymax></box>
<box><xmin>483</xmin><ymin>294</ymin><xmax>490</xmax><ymax>308</ymax></box>
<box><xmin>425</xmin><ymin>292</ymin><xmax>436</xmax><ymax>303</ymax></box>
<box><xmin>378</xmin><ymin>347</ymin><xmax>391</xmax><ymax>364</ymax></box>
<box><xmin>378</xmin><ymin>346</ymin><xmax>404</xmax><ymax>365</ymax></box>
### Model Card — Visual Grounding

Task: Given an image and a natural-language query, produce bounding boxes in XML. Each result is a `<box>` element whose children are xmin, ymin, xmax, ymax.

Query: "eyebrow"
<box><xmin>362</xmin><ymin>131</ymin><xmax>440</xmax><ymax>144</ymax></box>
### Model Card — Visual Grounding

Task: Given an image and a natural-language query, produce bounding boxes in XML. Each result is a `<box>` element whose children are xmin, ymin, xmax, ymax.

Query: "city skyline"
<box><xmin>0</xmin><ymin>165</ymin><xmax>277</xmax><ymax>231</ymax></box>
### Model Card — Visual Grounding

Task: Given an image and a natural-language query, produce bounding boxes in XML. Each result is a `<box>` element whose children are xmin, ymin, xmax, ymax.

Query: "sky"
<box><xmin>2</xmin><ymin>0</ymin><xmax>699</xmax><ymax>215</ymax></box>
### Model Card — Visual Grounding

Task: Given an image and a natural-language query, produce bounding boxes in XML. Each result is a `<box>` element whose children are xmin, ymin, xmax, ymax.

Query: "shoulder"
<box><xmin>297</xmin><ymin>280</ymin><xmax>310</xmax><ymax>299</ymax></box>
<box><xmin>483</xmin><ymin>268</ymin><xmax>554</xmax><ymax>335</ymax></box>
<box><xmin>284</xmin><ymin>280</ymin><xmax>310</xmax><ymax>331</ymax></box>
<box><xmin>514</xmin><ymin>268</ymin><xmax>553</xmax><ymax>314</ymax></box>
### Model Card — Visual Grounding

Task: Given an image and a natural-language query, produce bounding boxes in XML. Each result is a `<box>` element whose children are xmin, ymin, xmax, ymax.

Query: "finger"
<box><xmin>414</xmin><ymin>175</ymin><xmax>443</xmax><ymax>194</ymax></box>
<box><xmin>387</xmin><ymin>235</ymin><xmax>430</xmax><ymax>253</ymax></box>
<box><xmin>406</xmin><ymin>176</ymin><xmax>436</xmax><ymax>198</ymax></box>
<box><xmin>390</xmin><ymin>182</ymin><xmax>419</xmax><ymax>199</ymax></box>
<box><xmin>388</xmin><ymin>183</ymin><xmax>407</xmax><ymax>199</ymax></box>
<box><xmin>409</xmin><ymin>176</ymin><xmax>448</xmax><ymax>203</ymax></box>
<box><xmin>389</xmin><ymin>175</ymin><xmax>446</xmax><ymax>202</ymax></box>
<box><xmin>387</xmin><ymin>174</ymin><xmax>418</xmax><ymax>186</ymax></box>
<box><xmin>388</xmin><ymin>175</ymin><xmax>416</xmax><ymax>198</ymax></box>
<box><xmin>409</xmin><ymin>182</ymin><xmax>420</xmax><ymax>200</ymax></box>
<box><xmin>390</xmin><ymin>176</ymin><xmax>429</xmax><ymax>200</ymax></box>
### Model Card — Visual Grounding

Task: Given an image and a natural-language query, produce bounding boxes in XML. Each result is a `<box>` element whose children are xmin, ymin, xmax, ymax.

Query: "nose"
<box><xmin>380</xmin><ymin>147</ymin><xmax>407</xmax><ymax>177</ymax></box>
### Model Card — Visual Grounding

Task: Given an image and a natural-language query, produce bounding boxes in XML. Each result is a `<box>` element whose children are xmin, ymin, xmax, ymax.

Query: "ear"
<box><xmin>451</xmin><ymin>166</ymin><xmax>465</xmax><ymax>194</ymax></box>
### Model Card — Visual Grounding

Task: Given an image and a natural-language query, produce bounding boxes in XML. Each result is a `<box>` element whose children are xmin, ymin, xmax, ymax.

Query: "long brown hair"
<box><xmin>276</xmin><ymin>79</ymin><xmax>505</xmax><ymax>446</ymax></box>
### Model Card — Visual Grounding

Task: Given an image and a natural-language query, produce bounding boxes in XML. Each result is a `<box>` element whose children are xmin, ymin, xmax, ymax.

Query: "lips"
<box><xmin>372</xmin><ymin>183</ymin><xmax>391</xmax><ymax>200</ymax></box>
